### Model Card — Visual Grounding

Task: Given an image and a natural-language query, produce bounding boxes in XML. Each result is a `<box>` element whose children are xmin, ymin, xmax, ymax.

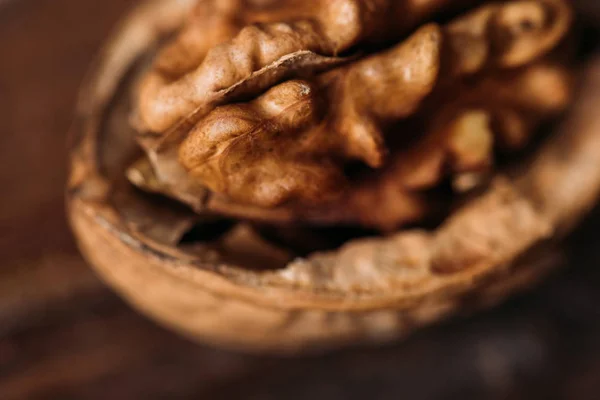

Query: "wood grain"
<box><xmin>1</xmin><ymin>0</ymin><xmax>600</xmax><ymax>399</ymax></box>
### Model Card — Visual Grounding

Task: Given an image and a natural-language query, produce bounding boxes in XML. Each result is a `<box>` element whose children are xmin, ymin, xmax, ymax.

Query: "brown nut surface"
<box><xmin>67</xmin><ymin>0</ymin><xmax>600</xmax><ymax>353</ymax></box>
<box><xmin>177</xmin><ymin>24</ymin><xmax>442</xmax><ymax>208</ymax></box>
<box><xmin>130</xmin><ymin>0</ymin><xmax>573</xmax><ymax>230</ymax></box>
<box><xmin>137</xmin><ymin>0</ymin><xmax>477</xmax><ymax>133</ymax></box>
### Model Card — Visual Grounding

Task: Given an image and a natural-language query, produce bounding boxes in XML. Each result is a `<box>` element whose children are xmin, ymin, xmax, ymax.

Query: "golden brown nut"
<box><xmin>129</xmin><ymin>0</ymin><xmax>573</xmax><ymax>231</ymax></box>
<box><xmin>137</xmin><ymin>0</ymin><xmax>477</xmax><ymax>133</ymax></box>
<box><xmin>67</xmin><ymin>0</ymin><xmax>600</xmax><ymax>353</ymax></box>
<box><xmin>177</xmin><ymin>24</ymin><xmax>442</xmax><ymax>207</ymax></box>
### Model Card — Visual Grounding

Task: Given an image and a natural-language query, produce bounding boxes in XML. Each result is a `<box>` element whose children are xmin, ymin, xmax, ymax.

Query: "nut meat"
<box><xmin>66</xmin><ymin>0</ymin><xmax>600</xmax><ymax>352</ymax></box>
<box><xmin>131</xmin><ymin>0</ymin><xmax>573</xmax><ymax>231</ymax></box>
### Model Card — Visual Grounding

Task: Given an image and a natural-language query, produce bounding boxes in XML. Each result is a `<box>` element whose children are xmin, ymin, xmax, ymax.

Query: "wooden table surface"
<box><xmin>1</xmin><ymin>1</ymin><xmax>600</xmax><ymax>399</ymax></box>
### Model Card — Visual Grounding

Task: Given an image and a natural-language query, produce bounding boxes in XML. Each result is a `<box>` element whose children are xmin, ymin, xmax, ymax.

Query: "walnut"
<box><xmin>130</xmin><ymin>0</ymin><xmax>572</xmax><ymax>230</ymax></box>
<box><xmin>177</xmin><ymin>24</ymin><xmax>441</xmax><ymax>207</ymax></box>
<box><xmin>67</xmin><ymin>0</ymin><xmax>600</xmax><ymax>352</ymax></box>
<box><xmin>136</xmin><ymin>0</ymin><xmax>475</xmax><ymax>133</ymax></box>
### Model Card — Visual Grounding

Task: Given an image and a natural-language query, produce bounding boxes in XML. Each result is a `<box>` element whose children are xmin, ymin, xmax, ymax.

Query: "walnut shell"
<box><xmin>68</xmin><ymin>0</ymin><xmax>600</xmax><ymax>353</ymax></box>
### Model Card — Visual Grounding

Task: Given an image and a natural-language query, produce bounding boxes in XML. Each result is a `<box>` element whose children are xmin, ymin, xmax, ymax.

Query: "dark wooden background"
<box><xmin>1</xmin><ymin>0</ymin><xmax>600</xmax><ymax>399</ymax></box>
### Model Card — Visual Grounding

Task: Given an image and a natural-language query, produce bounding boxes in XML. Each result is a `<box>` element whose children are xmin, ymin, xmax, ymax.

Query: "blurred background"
<box><xmin>1</xmin><ymin>0</ymin><xmax>600</xmax><ymax>399</ymax></box>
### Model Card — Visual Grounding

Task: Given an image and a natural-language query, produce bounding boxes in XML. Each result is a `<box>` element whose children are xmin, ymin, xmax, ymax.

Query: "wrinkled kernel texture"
<box><xmin>133</xmin><ymin>0</ymin><xmax>572</xmax><ymax>231</ymax></box>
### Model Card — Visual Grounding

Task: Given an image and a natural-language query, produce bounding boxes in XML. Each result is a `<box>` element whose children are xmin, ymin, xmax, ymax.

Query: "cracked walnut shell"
<box><xmin>67</xmin><ymin>0</ymin><xmax>600</xmax><ymax>352</ymax></box>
